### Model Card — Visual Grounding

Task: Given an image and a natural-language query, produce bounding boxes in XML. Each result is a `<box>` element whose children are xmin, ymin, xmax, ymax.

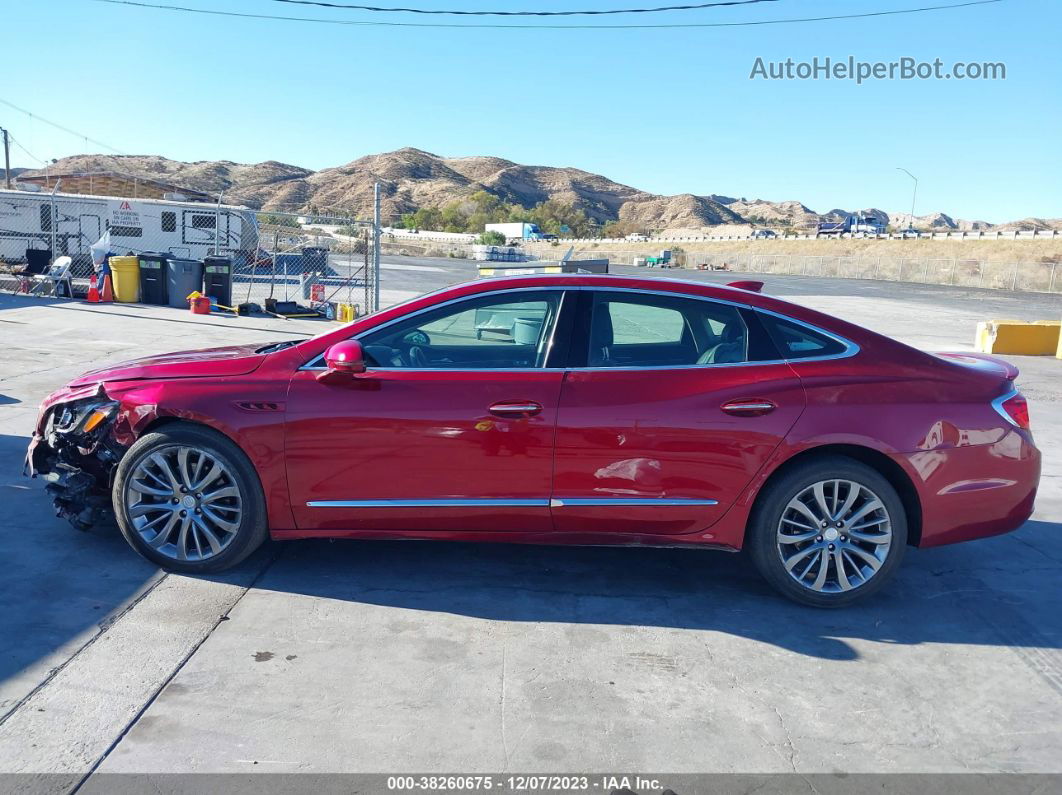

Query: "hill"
<box><xmin>18</xmin><ymin>149</ymin><xmax>1056</xmax><ymax>233</ymax></box>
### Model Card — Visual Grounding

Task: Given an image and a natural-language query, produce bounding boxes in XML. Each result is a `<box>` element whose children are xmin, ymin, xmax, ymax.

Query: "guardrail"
<box><xmin>532</xmin><ymin>229</ymin><xmax>1061</xmax><ymax>244</ymax></box>
<box><xmin>381</xmin><ymin>228</ymin><xmax>1060</xmax><ymax>247</ymax></box>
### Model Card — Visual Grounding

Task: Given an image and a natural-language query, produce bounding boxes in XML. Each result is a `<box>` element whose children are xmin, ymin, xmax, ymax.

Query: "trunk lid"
<box><xmin>932</xmin><ymin>351</ymin><xmax>1019</xmax><ymax>382</ymax></box>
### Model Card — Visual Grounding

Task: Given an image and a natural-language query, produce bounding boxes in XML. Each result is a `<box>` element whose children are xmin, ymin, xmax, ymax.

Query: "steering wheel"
<box><xmin>408</xmin><ymin>345</ymin><xmax>430</xmax><ymax>368</ymax></box>
<box><xmin>403</xmin><ymin>330</ymin><xmax>431</xmax><ymax>346</ymax></box>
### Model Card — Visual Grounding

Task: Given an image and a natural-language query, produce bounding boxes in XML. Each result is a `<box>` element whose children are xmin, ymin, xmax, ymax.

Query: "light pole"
<box><xmin>896</xmin><ymin>167</ymin><xmax>918</xmax><ymax>230</ymax></box>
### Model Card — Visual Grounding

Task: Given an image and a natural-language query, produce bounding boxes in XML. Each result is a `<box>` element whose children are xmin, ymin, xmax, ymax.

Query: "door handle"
<box><xmin>489</xmin><ymin>401</ymin><xmax>543</xmax><ymax>417</ymax></box>
<box><xmin>721</xmin><ymin>399</ymin><xmax>777</xmax><ymax>417</ymax></box>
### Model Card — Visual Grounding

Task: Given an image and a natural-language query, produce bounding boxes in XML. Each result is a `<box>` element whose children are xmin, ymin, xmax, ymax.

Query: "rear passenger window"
<box><xmin>588</xmin><ymin>292</ymin><xmax>749</xmax><ymax>367</ymax></box>
<box><xmin>758</xmin><ymin>313</ymin><xmax>849</xmax><ymax>360</ymax></box>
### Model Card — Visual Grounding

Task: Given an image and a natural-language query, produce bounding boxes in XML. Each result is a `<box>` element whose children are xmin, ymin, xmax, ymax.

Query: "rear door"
<box><xmin>551</xmin><ymin>289</ymin><xmax>806</xmax><ymax>537</ymax></box>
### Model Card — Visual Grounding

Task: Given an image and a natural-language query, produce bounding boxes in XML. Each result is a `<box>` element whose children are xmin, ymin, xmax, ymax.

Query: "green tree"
<box><xmin>394</xmin><ymin>194</ymin><xmax>598</xmax><ymax>237</ymax></box>
<box><xmin>601</xmin><ymin>219</ymin><xmax>647</xmax><ymax>238</ymax></box>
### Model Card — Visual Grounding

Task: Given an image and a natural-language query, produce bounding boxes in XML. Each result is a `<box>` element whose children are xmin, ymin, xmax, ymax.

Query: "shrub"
<box><xmin>479</xmin><ymin>230</ymin><xmax>507</xmax><ymax>246</ymax></box>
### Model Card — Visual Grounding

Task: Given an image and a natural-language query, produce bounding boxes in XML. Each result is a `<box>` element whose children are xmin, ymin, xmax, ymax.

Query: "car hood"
<box><xmin>68</xmin><ymin>344</ymin><xmax>269</xmax><ymax>386</ymax></box>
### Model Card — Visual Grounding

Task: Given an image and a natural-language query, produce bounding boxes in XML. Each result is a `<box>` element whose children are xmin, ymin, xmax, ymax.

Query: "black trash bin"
<box><xmin>202</xmin><ymin>255</ymin><xmax>232</xmax><ymax>307</ymax></box>
<box><xmin>302</xmin><ymin>246</ymin><xmax>329</xmax><ymax>276</ymax></box>
<box><xmin>166</xmin><ymin>258</ymin><xmax>204</xmax><ymax>309</ymax></box>
<box><xmin>137</xmin><ymin>252</ymin><xmax>171</xmax><ymax>305</ymax></box>
<box><xmin>25</xmin><ymin>249</ymin><xmax>52</xmax><ymax>271</ymax></box>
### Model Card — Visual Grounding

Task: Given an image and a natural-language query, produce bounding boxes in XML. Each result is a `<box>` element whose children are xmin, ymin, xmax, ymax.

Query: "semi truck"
<box><xmin>485</xmin><ymin>222</ymin><xmax>543</xmax><ymax>242</ymax></box>
<box><xmin>816</xmin><ymin>214</ymin><xmax>886</xmax><ymax>237</ymax></box>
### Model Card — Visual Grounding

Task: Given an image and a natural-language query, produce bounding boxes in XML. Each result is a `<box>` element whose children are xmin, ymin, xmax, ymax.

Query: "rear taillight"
<box><xmin>993</xmin><ymin>390</ymin><xmax>1030</xmax><ymax>430</ymax></box>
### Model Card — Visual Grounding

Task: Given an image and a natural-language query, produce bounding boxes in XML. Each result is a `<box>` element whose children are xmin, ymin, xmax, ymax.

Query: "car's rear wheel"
<box><xmin>113</xmin><ymin>424</ymin><xmax>267</xmax><ymax>573</ymax></box>
<box><xmin>747</xmin><ymin>456</ymin><xmax>907</xmax><ymax>608</ymax></box>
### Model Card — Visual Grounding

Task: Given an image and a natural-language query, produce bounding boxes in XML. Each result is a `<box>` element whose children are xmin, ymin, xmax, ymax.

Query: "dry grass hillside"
<box><xmin>20</xmin><ymin>150</ymin><xmax>1061</xmax><ymax>234</ymax></box>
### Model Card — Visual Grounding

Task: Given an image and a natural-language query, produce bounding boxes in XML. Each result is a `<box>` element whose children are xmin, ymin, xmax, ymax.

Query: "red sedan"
<box><xmin>26</xmin><ymin>275</ymin><xmax>1040</xmax><ymax>607</ymax></box>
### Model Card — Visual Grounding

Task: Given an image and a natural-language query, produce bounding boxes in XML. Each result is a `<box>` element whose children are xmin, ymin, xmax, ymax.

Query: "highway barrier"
<box><xmin>975</xmin><ymin>320</ymin><xmax>1061</xmax><ymax>355</ymax></box>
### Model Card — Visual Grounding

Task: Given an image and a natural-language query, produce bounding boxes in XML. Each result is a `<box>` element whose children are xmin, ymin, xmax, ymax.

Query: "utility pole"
<box><xmin>373</xmin><ymin>181</ymin><xmax>381</xmax><ymax>313</ymax></box>
<box><xmin>2</xmin><ymin>128</ymin><xmax>10</xmax><ymax>189</ymax></box>
<box><xmin>363</xmin><ymin>227</ymin><xmax>370</xmax><ymax>316</ymax></box>
<box><xmin>896</xmin><ymin>167</ymin><xmax>918</xmax><ymax>230</ymax></box>
<box><xmin>214</xmin><ymin>191</ymin><xmax>225</xmax><ymax>255</ymax></box>
<box><xmin>49</xmin><ymin>179</ymin><xmax>61</xmax><ymax>261</ymax></box>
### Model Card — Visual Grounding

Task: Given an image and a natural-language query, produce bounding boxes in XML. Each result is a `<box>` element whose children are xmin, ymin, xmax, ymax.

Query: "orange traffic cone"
<box><xmin>100</xmin><ymin>273</ymin><xmax>114</xmax><ymax>303</ymax></box>
<box><xmin>86</xmin><ymin>274</ymin><xmax>100</xmax><ymax>303</ymax></box>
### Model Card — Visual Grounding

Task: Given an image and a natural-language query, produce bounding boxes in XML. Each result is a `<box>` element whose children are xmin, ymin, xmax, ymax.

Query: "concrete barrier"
<box><xmin>975</xmin><ymin>320</ymin><xmax>1061</xmax><ymax>355</ymax></box>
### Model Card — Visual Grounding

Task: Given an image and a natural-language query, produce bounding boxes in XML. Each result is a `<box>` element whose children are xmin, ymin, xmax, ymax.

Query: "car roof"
<box><xmin>439</xmin><ymin>273</ymin><xmax>778</xmax><ymax>308</ymax></box>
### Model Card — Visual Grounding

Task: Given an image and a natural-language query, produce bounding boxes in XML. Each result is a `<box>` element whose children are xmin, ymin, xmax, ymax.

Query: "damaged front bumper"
<box><xmin>26</xmin><ymin>385</ymin><xmax>127</xmax><ymax>530</ymax></box>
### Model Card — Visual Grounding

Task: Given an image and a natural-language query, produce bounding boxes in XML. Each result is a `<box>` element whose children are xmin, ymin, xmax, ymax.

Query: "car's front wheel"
<box><xmin>747</xmin><ymin>456</ymin><xmax>907</xmax><ymax>608</ymax></box>
<box><xmin>113</xmin><ymin>424</ymin><xmax>268</xmax><ymax>572</ymax></box>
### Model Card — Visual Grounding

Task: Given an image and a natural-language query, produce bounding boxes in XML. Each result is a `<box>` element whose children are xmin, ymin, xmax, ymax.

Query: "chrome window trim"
<box><xmin>299</xmin><ymin>286</ymin><xmax>568</xmax><ymax>372</ymax></box>
<box><xmin>990</xmin><ymin>387</ymin><xmax>1023</xmax><ymax>427</ymax></box>
<box><xmin>299</xmin><ymin>284</ymin><xmax>860</xmax><ymax>372</ymax></box>
<box><xmin>573</xmin><ymin>287</ymin><xmax>859</xmax><ymax>371</ymax></box>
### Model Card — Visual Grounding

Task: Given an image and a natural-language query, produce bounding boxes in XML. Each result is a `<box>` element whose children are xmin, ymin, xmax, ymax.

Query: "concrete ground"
<box><xmin>0</xmin><ymin>260</ymin><xmax>1061</xmax><ymax>791</ymax></box>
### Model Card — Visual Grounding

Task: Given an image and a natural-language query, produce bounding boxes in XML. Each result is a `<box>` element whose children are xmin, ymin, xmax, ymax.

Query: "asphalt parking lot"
<box><xmin>1</xmin><ymin>260</ymin><xmax>1061</xmax><ymax>791</ymax></box>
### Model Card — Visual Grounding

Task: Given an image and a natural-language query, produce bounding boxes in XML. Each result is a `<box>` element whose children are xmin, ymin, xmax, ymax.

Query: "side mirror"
<box><xmin>317</xmin><ymin>340</ymin><xmax>367</xmax><ymax>384</ymax></box>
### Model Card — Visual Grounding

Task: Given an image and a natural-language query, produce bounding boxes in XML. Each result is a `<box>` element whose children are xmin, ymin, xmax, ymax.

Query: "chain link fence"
<box><xmin>2</xmin><ymin>189</ymin><xmax>1058</xmax><ymax>302</ymax></box>
<box><xmin>232</xmin><ymin>213</ymin><xmax>375</xmax><ymax>316</ymax></box>
<box><xmin>0</xmin><ymin>188</ymin><xmax>381</xmax><ymax>314</ymax></box>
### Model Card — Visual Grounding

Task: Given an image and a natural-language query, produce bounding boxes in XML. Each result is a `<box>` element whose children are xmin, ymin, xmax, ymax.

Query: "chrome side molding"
<box><xmin>549</xmin><ymin>498</ymin><xmax>719</xmax><ymax>508</ymax></box>
<box><xmin>307</xmin><ymin>497</ymin><xmax>720</xmax><ymax>508</ymax></box>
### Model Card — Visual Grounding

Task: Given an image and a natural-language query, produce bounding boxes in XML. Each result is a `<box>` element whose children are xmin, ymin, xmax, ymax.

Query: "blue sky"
<box><xmin>5</xmin><ymin>0</ymin><xmax>1059</xmax><ymax>222</ymax></box>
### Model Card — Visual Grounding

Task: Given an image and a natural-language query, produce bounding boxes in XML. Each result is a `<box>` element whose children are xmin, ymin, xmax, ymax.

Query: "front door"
<box><xmin>285</xmin><ymin>289</ymin><xmax>569</xmax><ymax>533</ymax></box>
<box><xmin>551</xmin><ymin>289</ymin><xmax>806</xmax><ymax>538</ymax></box>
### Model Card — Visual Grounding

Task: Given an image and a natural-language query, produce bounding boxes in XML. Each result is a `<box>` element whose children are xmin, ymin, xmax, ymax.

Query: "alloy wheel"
<box><xmin>776</xmin><ymin>479</ymin><xmax>893</xmax><ymax>594</ymax></box>
<box><xmin>125</xmin><ymin>445</ymin><xmax>243</xmax><ymax>562</ymax></box>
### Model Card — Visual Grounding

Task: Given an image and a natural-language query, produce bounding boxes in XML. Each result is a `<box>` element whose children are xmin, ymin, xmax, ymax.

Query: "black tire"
<box><xmin>747</xmin><ymin>455</ymin><xmax>907</xmax><ymax>608</ymax></box>
<box><xmin>112</xmin><ymin>424</ymin><xmax>268</xmax><ymax>573</ymax></box>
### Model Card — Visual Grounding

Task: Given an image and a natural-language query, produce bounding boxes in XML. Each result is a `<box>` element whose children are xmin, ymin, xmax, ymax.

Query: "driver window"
<box><xmin>359</xmin><ymin>291</ymin><xmax>562</xmax><ymax>369</ymax></box>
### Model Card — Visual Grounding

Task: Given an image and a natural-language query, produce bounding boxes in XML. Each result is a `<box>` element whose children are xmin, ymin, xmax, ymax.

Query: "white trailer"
<box><xmin>485</xmin><ymin>222</ymin><xmax>543</xmax><ymax>242</ymax></box>
<box><xmin>0</xmin><ymin>187</ymin><xmax>259</xmax><ymax>274</ymax></box>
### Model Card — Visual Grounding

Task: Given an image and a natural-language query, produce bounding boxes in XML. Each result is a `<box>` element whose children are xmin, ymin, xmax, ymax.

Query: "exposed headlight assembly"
<box><xmin>53</xmin><ymin>399</ymin><xmax>120</xmax><ymax>436</ymax></box>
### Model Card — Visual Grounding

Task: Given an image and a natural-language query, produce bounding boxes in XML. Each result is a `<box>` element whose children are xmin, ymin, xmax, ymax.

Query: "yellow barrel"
<box><xmin>108</xmin><ymin>256</ymin><xmax>141</xmax><ymax>303</ymax></box>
